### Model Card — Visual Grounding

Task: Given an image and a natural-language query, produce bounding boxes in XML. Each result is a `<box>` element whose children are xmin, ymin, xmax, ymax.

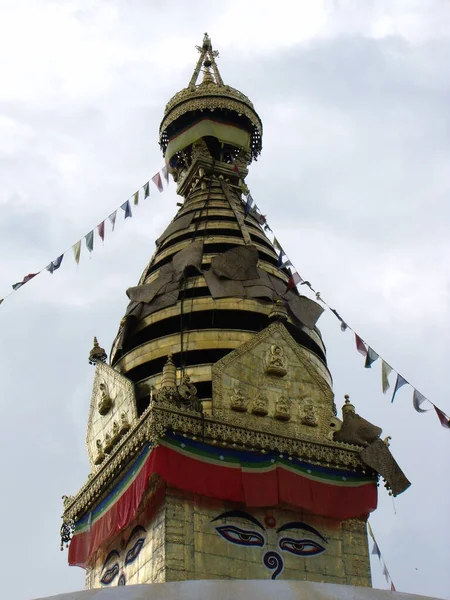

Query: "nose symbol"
<box><xmin>263</xmin><ymin>551</ymin><xmax>284</xmax><ymax>580</ymax></box>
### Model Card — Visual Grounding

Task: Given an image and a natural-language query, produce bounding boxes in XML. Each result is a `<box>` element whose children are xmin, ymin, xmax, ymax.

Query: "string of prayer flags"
<box><xmin>381</xmin><ymin>360</ymin><xmax>393</xmax><ymax>394</ymax></box>
<box><xmin>73</xmin><ymin>241</ymin><xmax>81</xmax><ymax>265</ymax></box>
<box><xmin>434</xmin><ymin>406</ymin><xmax>450</xmax><ymax>429</ymax></box>
<box><xmin>109</xmin><ymin>211</ymin><xmax>117</xmax><ymax>231</ymax></box>
<box><xmin>46</xmin><ymin>255</ymin><xmax>64</xmax><ymax>274</ymax></box>
<box><xmin>368</xmin><ymin>522</ymin><xmax>396</xmax><ymax>591</ymax></box>
<box><xmin>371</xmin><ymin>541</ymin><xmax>381</xmax><ymax>559</ymax></box>
<box><xmin>12</xmin><ymin>273</ymin><xmax>38</xmax><ymax>290</ymax></box>
<box><xmin>391</xmin><ymin>374</ymin><xmax>408</xmax><ymax>403</ymax></box>
<box><xmin>330</xmin><ymin>308</ymin><xmax>348</xmax><ymax>332</ymax></box>
<box><xmin>85</xmin><ymin>230</ymin><xmax>94</xmax><ymax>253</ymax></box>
<box><xmin>98</xmin><ymin>221</ymin><xmax>105</xmax><ymax>243</ymax></box>
<box><xmin>152</xmin><ymin>172</ymin><xmax>163</xmax><ymax>192</ymax></box>
<box><xmin>237</xmin><ymin>183</ymin><xmax>449</xmax><ymax>432</ymax></box>
<box><xmin>245</xmin><ymin>193</ymin><xmax>254</xmax><ymax>216</ymax></box>
<box><xmin>273</xmin><ymin>237</ymin><xmax>282</xmax><ymax>252</ymax></box>
<box><xmin>365</xmin><ymin>347</ymin><xmax>379</xmax><ymax>368</ymax></box>
<box><xmin>355</xmin><ymin>334</ymin><xmax>367</xmax><ymax>357</ymax></box>
<box><xmin>121</xmin><ymin>200</ymin><xmax>132</xmax><ymax>219</ymax></box>
<box><xmin>413</xmin><ymin>389</ymin><xmax>429</xmax><ymax>413</ymax></box>
<box><xmin>2</xmin><ymin>166</ymin><xmax>169</xmax><ymax>307</ymax></box>
<box><xmin>287</xmin><ymin>272</ymin><xmax>302</xmax><ymax>291</ymax></box>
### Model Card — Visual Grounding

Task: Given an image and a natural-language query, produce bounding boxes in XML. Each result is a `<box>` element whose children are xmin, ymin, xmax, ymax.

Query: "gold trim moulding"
<box><xmin>62</xmin><ymin>403</ymin><xmax>368</xmax><ymax>523</ymax></box>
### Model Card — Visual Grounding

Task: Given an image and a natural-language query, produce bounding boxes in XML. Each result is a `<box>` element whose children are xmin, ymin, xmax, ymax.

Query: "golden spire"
<box><xmin>88</xmin><ymin>336</ymin><xmax>107</xmax><ymax>366</ymax></box>
<box><xmin>190</xmin><ymin>32</ymin><xmax>223</xmax><ymax>89</ymax></box>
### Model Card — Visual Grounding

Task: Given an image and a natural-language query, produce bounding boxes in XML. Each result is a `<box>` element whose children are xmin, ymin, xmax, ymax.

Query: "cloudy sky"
<box><xmin>0</xmin><ymin>1</ymin><xmax>449</xmax><ymax>599</ymax></box>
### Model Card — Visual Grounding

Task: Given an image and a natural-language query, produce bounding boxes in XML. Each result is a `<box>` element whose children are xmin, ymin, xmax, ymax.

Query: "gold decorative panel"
<box><xmin>212</xmin><ymin>322</ymin><xmax>336</xmax><ymax>443</ymax></box>
<box><xmin>86</xmin><ymin>362</ymin><xmax>138</xmax><ymax>469</ymax></box>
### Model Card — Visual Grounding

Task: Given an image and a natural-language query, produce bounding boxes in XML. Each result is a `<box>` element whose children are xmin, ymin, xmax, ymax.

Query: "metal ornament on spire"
<box><xmin>190</xmin><ymin>33</ymin><xmax>224</xmax><ymax>88</ymax></box>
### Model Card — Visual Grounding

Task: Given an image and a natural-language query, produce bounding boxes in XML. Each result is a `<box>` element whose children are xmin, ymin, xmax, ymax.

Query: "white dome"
<box><xmin>35</xmin><ymin>580</ymin><xmax>440</xmax><ymax>600</ymax></box>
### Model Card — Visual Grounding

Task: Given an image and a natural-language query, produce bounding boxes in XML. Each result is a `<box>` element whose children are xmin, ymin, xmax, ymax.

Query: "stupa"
<box><xmin>58</xmin><ymin>34</ymin><xmax>413</xmax><ymax>595</ymax></box>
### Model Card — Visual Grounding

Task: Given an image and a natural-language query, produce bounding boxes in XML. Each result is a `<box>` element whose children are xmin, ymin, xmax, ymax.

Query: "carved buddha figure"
<box><xmin>300</xmin><ymin>397</ymin><xmax>319</xmax><ymax>427</ymax></box>
<box><xmin>265</xmin><ymin>344</ymin><xmax>287</xmax><ymax>377</ymax></box>
<box><xmin>111</xmin><ymin>421</ymin><xmax>120</xmax><ymax>444</ymax></box>
<box><xmin>103</xmin><ymin>433</ymin><xmax>113</xmax><ymax>454</ymax></box>
<box><xmin>98</xmin><ymin>382</ymin><xmax>113</xmax><ymax>416</ymax></box>
<box><xmin>274</xmin><ymin>391</ymin><xmax>291</xmax><ymax>421</ymax></box>
<box><xmin>251</xmin><ymin>390</ymin><xmax>269</xmax><ymax>416</ymax></box>
<box><xmin>94</xmin><ymin>439</ymin><xmax>105</xmax><ymax>465</ymax></box>
<box><xmin>230</xmin><ymin>383</ymin><xmax>248</xmax><ymax>412</ymax></box>
<box><xmin>119</xmin><ymin>412</ymin><xmax>130</xmax><ymax>435</ymax></box>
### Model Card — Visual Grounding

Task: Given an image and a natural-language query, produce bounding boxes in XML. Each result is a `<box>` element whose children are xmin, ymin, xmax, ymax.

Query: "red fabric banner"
<box><xmin>68</xmin><ymin>443</ymin><xmax>377</xmax><ymax>568</ymax></box>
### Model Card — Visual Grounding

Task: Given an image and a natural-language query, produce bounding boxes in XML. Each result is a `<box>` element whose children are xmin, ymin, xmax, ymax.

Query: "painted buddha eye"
<box><xmin>279</xmin><ymin>537</ymin><xmax>325</xmax><ymax>557</ymax></box>
<box><xmin>124</xmin><ymin>537</ymin><xmax>145</xmax><ymax>566</ymax></box>
<box><xmin>216</xmin><ymin>525</ymin><xmax>264</xmax><ymax>547</ymax></box>
<box><xmin>100</xmin><ymin>563</ymin><xmax>119</xmax><ymax>585</ymax></box>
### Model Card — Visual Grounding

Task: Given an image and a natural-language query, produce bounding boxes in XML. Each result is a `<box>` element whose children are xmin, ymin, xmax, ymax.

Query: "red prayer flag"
<box><xmin>355</xmin><ymin>334</ymin><xmax>367</xmax><ymax>357</ymax></box>
<box><xmin>152</xmin><ymin>172</ymin><xmax>163</xmax><ymax>192</ymax></box>
<box><xmin>98</xmin><ymin>221</ymin><xmax>105</xmax><ymax>242</ymax></box>
<box><xmin>434</xmin><ymin>405</ymin><xmax>450</xmax><ymax>429</ymax></box>
<box><xmin>390</xmin><ymin>582</ymin><xmax>396</xmax><ymax>592</ymax></box>
<box><xmin>287</xmin><ymin>272</ymin><xmax>302</xmax><ymax>291</ymax></box>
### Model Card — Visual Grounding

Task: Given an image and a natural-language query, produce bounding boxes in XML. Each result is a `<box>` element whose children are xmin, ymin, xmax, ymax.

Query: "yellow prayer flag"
<box><xmin>133</xmin><ymin>191</ymin><xmax>139</xmax><ymax>206</ymax></box>
<box><xmin>381</xmin><ymin>360</ymin><xmax>392</xmax><ymax>394</ymax></box>
<box><xmin>73</xmin><ymin>240</ymin><xmax>81</xmax><ymax>265</ymax></box>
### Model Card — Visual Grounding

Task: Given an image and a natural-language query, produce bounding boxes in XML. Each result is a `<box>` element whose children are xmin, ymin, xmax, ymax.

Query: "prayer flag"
<box><xmin>46</xmin><ymin>254</ymin><xmax>64</xmax><ymax>274</ymax></box>
<box><xmin>12</xmin><ymin>273</ymin><xmax>38</xmax><ymax>290</ymax></box>
<box><xmin>85</xmin><ymin>230</ymin><xmax>94</xmax><ymax>253</ymax></box>
<box><xmin>0</xmin><ymin>299</ymin><xmax>3</xmax><ymax>305</ymax></box>
<box><xmin>413</xmin><ymin>389</ymin><xmax>429</xmax><ymax>413</ymax></box>
<box><xmin>382</xmin><ymin>360</ymin><xmax>392</xmax><ymax>394</ymax></box>
<box><xmin>281</xmin><ymin>259</ymin><xmax>292</xmax><ymax>269</ymax></box>
<box><xmin>273</xmin><ymin>237</ymin><xmax>282</xmax><ymax>252</ymax></box>
<box><xmin>382</xmin><ymin>563</ymin><xmax>390</xmax><ymax>583</ymax></box>
<box><xmin>355</xmin><ymin>334</ymin><xmax>367</xmax><ymax>357</ymax></box>
<box><xmin>133</xmin><ymin>191</ymin><xmax>139</xmax><ymax>206</ymax></box>
<box><xmin>152</xmin><ymin>172</ymin><xmax>163</xmax><ymax>192</ymax></box>
<box><xmin>144</xmin><ymin>182</ymin><xmax>150</xmax><ymax>198</ymax></box>
<box><xmin>277</xmin><ymin>251</ymin><xmax>284</xmax><ymax>267</ymax></box>
<box><xmin>109</xmin><ymin>211</ymin><xmax>117</xmax><ymax>231</ymax></box>
<box><xmin>330</xmin><ymin>308</ymin><xmax>348</xmax><ymax>332</ymax></box>
<box><xmin>287</xmin><ymin>272</ymin><xmax>302</xmax><ymax>290</ymax></box>
<box><xmin>98</xmin><ymin>221</ymin><xmax>105</xmax><ymax>242</ymax></box>
<box><xmin>162</xmin><ymin>165</ymin><xmax>169</xmax><ymax>183</ymax></box>
<box><xmin>73</xmin><ymin>241</ymin><xmax>81</xmax><ymax>265</ymax></box>
<box><xmin>391</xmin><ymin>374</ymin><xmax>408</xmax><ymax>403</ymax></box>
<box><xmin>367</xmin><ymin>522</ymin><xmax>375</xmax><ymax>541</ymax></box>
<box><xmin>245</xmin><ymin>193</ymin><xmax>254</xmax><ymax>216</ymax></box>
<box><xmin>390</xmin><ymin>583</ymin><xmax>396</xmax><ymax>592</ymax></box>
<box><xmin>365</xmin><ymin>347</ymin><xmax>379</xmax><ymax>368</ymax></box>
<box><xmin>371</xmin><ymin>541</ymin><xmax>381</xmax><ymax>559</ymax></box>
<box><xmin>434</xmin><ymin>406</ymin><xmax>450</xmax><ymax>429</ymax></box>
<box><xmin>121</xmin><ymin>200</ymin><xmax>132</xmax><ymax>219</ymax></box>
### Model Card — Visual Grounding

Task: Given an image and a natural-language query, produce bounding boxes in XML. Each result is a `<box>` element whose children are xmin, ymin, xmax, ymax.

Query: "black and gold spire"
<box><xmin>110</xmin><ymin>34</ymin><xmax>329</xmax><ymax>416</ymax></box>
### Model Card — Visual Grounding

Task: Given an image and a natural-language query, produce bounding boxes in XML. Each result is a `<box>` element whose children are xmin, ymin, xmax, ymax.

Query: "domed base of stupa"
<box><xmin>36</xmin><ymin>580</ymin><xmax>438</xmax><ymax>600</ymax></box>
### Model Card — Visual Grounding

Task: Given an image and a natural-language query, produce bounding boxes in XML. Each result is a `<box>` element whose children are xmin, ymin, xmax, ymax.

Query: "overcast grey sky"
<box><xmin>0</xmin><ymin>2</ymin><xmax>449</xmax><ymax>599</ymax></box>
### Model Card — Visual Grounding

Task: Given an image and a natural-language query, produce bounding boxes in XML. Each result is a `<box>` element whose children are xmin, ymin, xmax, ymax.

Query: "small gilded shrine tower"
<box><xmin>61</xmin><ymin>35</ymin><xmax>409</xmax><ymax>589</ymax></box>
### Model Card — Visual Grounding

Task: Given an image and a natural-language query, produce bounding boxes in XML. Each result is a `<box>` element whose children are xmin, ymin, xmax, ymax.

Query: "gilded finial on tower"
<box><xmin>88</xmin><ymin>337</ymin><xmax>107</xmax><ymax>366</ymax></box>
<box><xmin>342</xmin><ymin>394</ymin><xmax>355</xmax><ymax>414</ymax></box>
<box><xmin>268</xmin><ymin>298</ymin><xmax>288</xmax><ymax>322</ymax></box>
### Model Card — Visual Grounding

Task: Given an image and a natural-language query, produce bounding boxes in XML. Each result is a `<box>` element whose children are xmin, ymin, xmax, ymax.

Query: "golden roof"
<box><xmin>159</xmin><ymin>34</ymin><xmax>263</xmax><ymax>157</ymax></box>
